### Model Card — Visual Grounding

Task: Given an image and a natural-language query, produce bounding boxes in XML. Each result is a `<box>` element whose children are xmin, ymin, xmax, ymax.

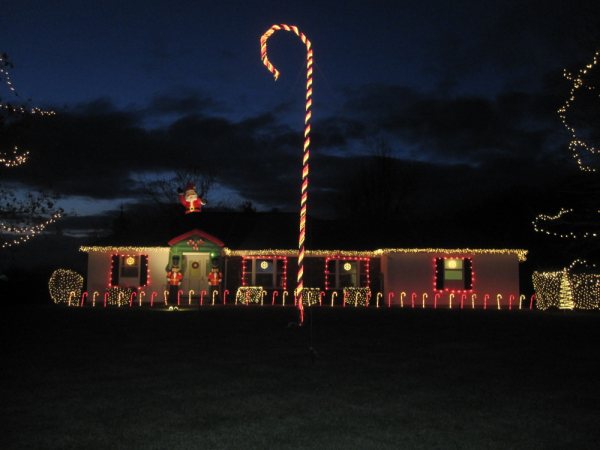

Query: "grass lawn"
<box><xmin>1</xmin><ymin>305</ymin><xmax>600</xmax><ymax>449</ymax></box>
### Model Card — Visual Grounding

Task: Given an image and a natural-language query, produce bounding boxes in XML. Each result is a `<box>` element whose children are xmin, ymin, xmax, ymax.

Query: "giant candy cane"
<box><xmin>260</xmin><ymin>24</ymin><xmax>313</xmax><ymax>324</ymax></box>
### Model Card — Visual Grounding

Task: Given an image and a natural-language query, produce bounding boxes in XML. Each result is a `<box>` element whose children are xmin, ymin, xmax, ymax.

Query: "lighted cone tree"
<box><xmin>0</xmin><ymin>53</ymin><xmax>61</xmax><ymax>249</ymax></box>
<box><xmin>533</xmin><ymin>260</ymin><xmax>600</xmax><ymax>310</ymax></box>
<box><xmin>558</xmin><ymin>269</ymin><xmax>575</xmax><ymax>310</ymax></box>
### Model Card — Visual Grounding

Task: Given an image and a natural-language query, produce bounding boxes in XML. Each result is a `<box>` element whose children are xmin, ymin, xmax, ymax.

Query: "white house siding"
<box><xmin>86</xmin><ymin>251</ymin><xmax>112</xmax><ymax>293</ymax></box>
<box><xmin>381</xmin><ymin>252</ymin><xmax>520</xmax><ymax>307</ymax></box>
<box><xmin>472</xmin><ymin>254</ymin><xmax>520</xmax><ymax>304</ymax></box>
<box><xmin>146</xmin><ymin>249</ymin><xmax>171</xmax><ymax>293</ymax></box>
<box><xmin>86</xmin><ymin>248</ymin><xmax>170</xmax><ymax>294</ymax></box>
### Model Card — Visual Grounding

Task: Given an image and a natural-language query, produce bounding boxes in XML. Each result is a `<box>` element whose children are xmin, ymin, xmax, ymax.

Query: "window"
<box><xmin>339</xmin><ymin>261</ymin><xmax>358</xmax><ymax>288</ymax></box>
<box><xmin>242</xmin><ymin>257</ymin><xmax>287</xmax><ymax>289</ymax></box>
<box><xmin>434</xmin><ymin>257</ymin><xmax>473</xmax><ymax>292</ymax></box>
<box><xmin>120</xmin><ymin>255</ymin><xmax>140</xmax><ymax>278</ymax></box>
<box><xmin>255</xmin><ymin>259</ymin><xmax>274</xmax><ymax>287</ymax></box>
<box><xmin>325</xmin><ymin>258</ymin><xmax>370</xmax><ymax>290</ymax></box>
<box><xmin>444</xmin><ymin>258</ymin><xmax>463</xmax><ymax>281</ymax></box>
<box><xmin>110</xmin><ymin>254</ymin><xmax>149</xmax><ymax>288</ymax></box>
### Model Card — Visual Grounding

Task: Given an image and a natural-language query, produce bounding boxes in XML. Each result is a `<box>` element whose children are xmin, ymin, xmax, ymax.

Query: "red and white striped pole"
<box><xmin>260</xmin><ymin>24</ymin><xmax>313</xmax><ymax>325</ymax></box>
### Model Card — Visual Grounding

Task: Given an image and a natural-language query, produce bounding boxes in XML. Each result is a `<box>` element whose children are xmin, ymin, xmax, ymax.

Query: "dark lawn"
<box><xmin>1</xmin><ymin>305</ymin><xmax>600</xmax><ymax>449</ymax></box>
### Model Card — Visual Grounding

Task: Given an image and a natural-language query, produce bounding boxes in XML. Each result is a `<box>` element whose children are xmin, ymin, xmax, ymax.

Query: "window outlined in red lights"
<box><xmin>324</xmin><ymin>257</ymin><xmax>370</xmax><ymax>290</ymax></box>
<box><xmin>241</xmin><ymin>256</ymin><xmax>288</xmax><ymax>289</ymax></box>
<box><xmin>109</xmin><ymin>254</ymin><xmax>150</xmax><ymax>289</ymax></box>
<box><xmin>433</xmin><ymin>257</ymin><xmax>473</xmax><ymax>293</ymax></box>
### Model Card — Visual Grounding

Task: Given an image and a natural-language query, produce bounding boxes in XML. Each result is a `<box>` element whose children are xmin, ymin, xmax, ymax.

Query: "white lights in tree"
<box><xmin>558</xmin><ymin>50</ymin><xmax>600</xmax><ymax>172</ymax></box>
<box><xmin>1</xmin><ymin>53</ymin><xmax>60</xmax><ymax>249</ymax></box>
<box><xmin>534</xmin><ymin>50</ymin><xmax>600</xmax><ymax>239</ymax></box>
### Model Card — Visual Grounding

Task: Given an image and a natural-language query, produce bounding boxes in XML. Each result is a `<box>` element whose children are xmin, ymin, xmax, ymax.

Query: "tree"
<box><xmin>1</xmin><ymin>53</ymin><xmax>61</xmax><ymax>250</ymax></box>
<box><xmin>139</xmin><ymin>166</ymin><xmax>214</xmax><ymax>214</ymax></box>
<box><xmin>531</xmin><ymin>48</ymin><xmax>600</xmax><ymax>273</ymax></box>
<box><xmin>335</xmin><ymin>139</ymin><xmax>412</xmax><ymax>220</ymax></box>
<box><xmin>558</xmin><ymin>269</ymin><xmax>575</xmax><ymax>310</ymax></box>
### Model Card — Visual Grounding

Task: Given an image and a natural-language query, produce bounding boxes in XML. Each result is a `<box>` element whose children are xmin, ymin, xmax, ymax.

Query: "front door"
<box><xmin>182</xmin><ymin>253</ymin><xmax>210</xmax><ymax>296</ymax></box>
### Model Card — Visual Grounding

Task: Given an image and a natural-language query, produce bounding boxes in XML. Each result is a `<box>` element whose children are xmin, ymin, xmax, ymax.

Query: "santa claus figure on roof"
<box><xmin>178</xmin><ymin>183</ymin><xmax>206</xmax><ymax>214</ymax></box>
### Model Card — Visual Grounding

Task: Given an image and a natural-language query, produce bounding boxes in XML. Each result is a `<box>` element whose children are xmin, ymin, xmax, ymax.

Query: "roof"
<box><xmin>223</xmin><ymin>248</ymin><xmax>528</xmax><ymax>262</ymax></box>
<box><xmin>167</xmin><ymin>229</ymin><xmax>224</xmax><ymax>247</ymax></box>
<box><xmin>80</xmin><ymin>225</ymin><xmax>527</xmax><ymax>262</ymax></box>
<box><xmin>376</xmin><ymin>248</ymin><xmax>528</xmax><ymax>262</ymax></box>
<box><xmin>80</xmin><ymin>246</ymin><xmax>168</xmax><ymax>253</ymax></box>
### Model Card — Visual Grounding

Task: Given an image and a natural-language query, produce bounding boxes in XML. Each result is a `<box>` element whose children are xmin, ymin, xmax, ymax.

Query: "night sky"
<box><xmin>2</xmin><ymin>0</ymin><xmax>600</xmax><ymax>243</ymax></box>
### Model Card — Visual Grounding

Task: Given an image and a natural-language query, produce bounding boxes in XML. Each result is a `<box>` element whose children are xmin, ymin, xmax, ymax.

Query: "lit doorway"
<box><xmin>182</xmin><ymin>253</ymin><xmax>210</xmax><ymax>295</ymax></box>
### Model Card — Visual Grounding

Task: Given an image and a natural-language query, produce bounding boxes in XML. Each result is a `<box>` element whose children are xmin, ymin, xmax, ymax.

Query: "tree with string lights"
<box><xmin>0</xmin><ymin>53</ymin><xmax>61</xmax><ymax>250</ymax></box>
<box><xmin>531</xmin><ymin>50</ymin><xmax>600</xmax><ymax>309</ymax></box>
<box><xmin>532</xmin><ymin>50</ymin><xmax>600</xmax><ymax>248</ymax></box>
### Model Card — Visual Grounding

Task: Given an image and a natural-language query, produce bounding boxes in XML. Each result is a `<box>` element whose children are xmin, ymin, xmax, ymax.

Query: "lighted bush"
<box><xmin>235</xmin><ymin>286</ymin><xmax>264</xmax><ymax>304</ymax></box>
<box><xmin>533</xmin><ymin>270</ymin><xmax>600</xmax><ymax>310</ymax></box>
<box><xmin>570</xmin><ymin>274</ymin><xmax>600</xmax><ymax>309</ymax></box>
<box><xmin>48</xmin><ymin>269</ymin><xmax>84</xmax><ymax>306</ymax></box>
<box><xmin>106</xmin><ymin>287</ymin><xmax>135</xmax><ymax>307</ymax></box>
<box><xmin>343</xmin><ymin>287</ymin><xmax>371</xmax><ymax>307</ymax></box>
<box><xmin>299</xmin><ymin>287</ymin><xmax>321</xmax><ymax>306</ymax></box>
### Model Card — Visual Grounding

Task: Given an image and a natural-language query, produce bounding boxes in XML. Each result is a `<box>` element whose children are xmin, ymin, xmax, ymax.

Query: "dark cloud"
<box><xmin>143</xmin><ymin>90</ymin><xmax>220</xmax><ymax>116</ymax></box>
<box><xmin>338</xmin><ymin>81</ymin><xmax>569</xmax><ymax>166</ymax></box>
<box><xmin>1</xmin><ymin>73</ymin><xmax>581</xmax><ymax>230</ymax></box>
<box><xmin>1</xmin><ymin>97</ymin><xmax>300</xmax><ymax>206</ymax></box>
<box><xmin>419</xmin><ymin>0</ymin><xmax>600</xmax><ymax>94</ymax></box>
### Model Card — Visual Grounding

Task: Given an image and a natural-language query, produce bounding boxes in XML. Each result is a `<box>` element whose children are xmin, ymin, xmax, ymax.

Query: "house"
<box><xmin>80</xmin><ymin>228</ymin><xmax>527</xmax><ymax>307</ymax></box>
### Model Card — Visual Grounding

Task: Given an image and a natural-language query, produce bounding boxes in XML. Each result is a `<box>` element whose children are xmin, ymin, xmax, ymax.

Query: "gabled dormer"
<box><xmin>166</xmin><ymin>229</ymin><xmax>224</xmax><ymax>270</ymax></box>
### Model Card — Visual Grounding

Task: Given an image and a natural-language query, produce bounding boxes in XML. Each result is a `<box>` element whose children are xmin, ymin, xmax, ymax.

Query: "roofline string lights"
<box><xmin>80</xmin><ymin>246</ymin><xmax>169</xmax><ymax>253</ymax></box>
<box><xmin>260</xmin><ymin>24</ymin><xmax>314</xmax><ymax>324</ymax></box>
<box><xmin>557</xmin><ymin>50</ymin><xmax>600</xmax><ymax>172</ymax></box>
<box><xmin>221</xmin><ymin>247</ymin><xmax>528</xmax><ymax>262</ymax></box>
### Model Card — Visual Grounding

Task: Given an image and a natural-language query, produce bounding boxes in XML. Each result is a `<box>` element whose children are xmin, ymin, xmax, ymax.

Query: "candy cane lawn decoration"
<box><xmin>261</xmin><ymin>24</ymin><xmax>313</xmax><ymax>325</ymax></box>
